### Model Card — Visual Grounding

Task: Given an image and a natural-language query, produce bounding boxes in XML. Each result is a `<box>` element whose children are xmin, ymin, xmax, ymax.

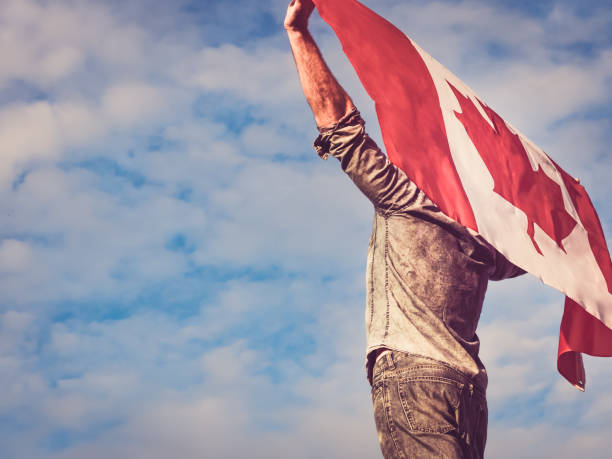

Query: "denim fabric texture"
<box><xmin>371</xmin><ymin>351</ymin><xmax>487</xmax><ymax>459</ymax></box>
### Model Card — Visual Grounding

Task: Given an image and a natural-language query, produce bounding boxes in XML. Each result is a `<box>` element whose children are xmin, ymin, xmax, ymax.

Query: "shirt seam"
<box><xmin>368</xmin><ymin>221</ymin><xmax>376</xmax><ymax>334</ymax></box>
<box><xmin>383</xmin><ymin>215</ymin><xmax>391</xmax><ymax>339</ymax></box>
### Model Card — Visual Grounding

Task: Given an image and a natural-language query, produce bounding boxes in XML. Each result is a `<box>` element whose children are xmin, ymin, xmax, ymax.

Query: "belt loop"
<box><xmin>385</xmin><ymin>351</ymin><xmax>396</xmax><ymax>371</ymax></box>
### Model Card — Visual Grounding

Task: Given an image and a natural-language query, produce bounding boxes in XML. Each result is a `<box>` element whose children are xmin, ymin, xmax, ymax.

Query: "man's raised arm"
<box><xmin>284</xmin><ymin>0</ymin><xmax>354</xmax><ymax>128</ymax></box>
<box><xmin>284</xmin><ymin>0</ymin><xmax>422</xmax><ymax>214</ymax></box>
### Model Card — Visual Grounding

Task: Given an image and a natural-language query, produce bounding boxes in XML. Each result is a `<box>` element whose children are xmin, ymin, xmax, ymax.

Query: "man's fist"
<box><xmin>284</xmin><ymin>0</ymin><xmax>315</xmax><ymax>32</ymax></box>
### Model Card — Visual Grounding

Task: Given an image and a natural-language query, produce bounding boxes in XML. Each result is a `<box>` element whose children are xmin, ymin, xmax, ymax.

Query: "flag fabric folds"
<box><xmin>312</xmin><ymin>0</ymin><xmax>612</xmax><ymax>390</ymax></box>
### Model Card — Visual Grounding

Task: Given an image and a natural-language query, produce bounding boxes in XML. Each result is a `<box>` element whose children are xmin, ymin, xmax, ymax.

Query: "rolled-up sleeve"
<box><xmin>313</xmin><ymin>108</ymin><xmax>423</xmax><ymax>214</ymax></box>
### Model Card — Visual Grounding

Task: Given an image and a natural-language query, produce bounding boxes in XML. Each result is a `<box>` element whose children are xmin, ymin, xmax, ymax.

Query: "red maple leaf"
<box><xmin>448</xmin><ymin>82</ymin><xmax>576</xmax><ymax>255</ymax></box>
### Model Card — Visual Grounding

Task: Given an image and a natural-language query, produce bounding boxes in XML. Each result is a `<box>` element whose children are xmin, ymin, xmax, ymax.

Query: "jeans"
<box><xmin>370</xmin><ymin>351</ymin><xmax>487</xmax><ymax>458</ymax></box>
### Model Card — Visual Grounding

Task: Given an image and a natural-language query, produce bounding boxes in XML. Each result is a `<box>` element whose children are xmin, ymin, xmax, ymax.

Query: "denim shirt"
<box><xmin>314</xmin><ymin>108</ymin><xmax>524</xmax><ymax>389</ymax></box>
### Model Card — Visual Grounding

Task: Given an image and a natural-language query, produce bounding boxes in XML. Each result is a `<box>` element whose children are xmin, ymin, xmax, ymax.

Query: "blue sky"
<box><xmin>0</xmin><ymin>0</ymin><xmax>611</xmax><ymax>457</ymax></box>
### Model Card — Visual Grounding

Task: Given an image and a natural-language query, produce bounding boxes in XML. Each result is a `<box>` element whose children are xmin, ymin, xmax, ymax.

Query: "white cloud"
<box><xmin>192</xmin><ymin>158</ymin><xmax>371</xmax><ymax>270</ymax></box>
<box><xmin>0</xmin><ymin>162</ymin><xmax>210</xmax><ymax>306</ymax></box>
<box><xmin>39</xmin><ymin>46</ymin><xmax>84</xmax><ymax>81</ymax></box>
<box><xmin>177</xmin><ymin>42</ymin><xmax>301</xmax><ymax>107</ymax></box>
<box><xmin>0</xmin><ymin>101</ymin><xmax>62</xmax><ymax>185</ymax></box>
<box><xmin>0</xmin><ymin>239</ymin><xmax>34</xmax><ymax>273</ymax></box>
<box><xmin>0</xmin><ymin>0</ymin><xmax>95</xmax><ymax>87</ymax></box>
<box><xmin>54</xmin><ymin>100</ymin><xmax>106</xmax><ymax>146</ymax></box>
<box><xmin>240</xmin><ymin>123</ymin><xmax>297</xmax><ymax>156</ymax></box>
<box><xmin>101</xmin><ymin>83</ymin><xmax>170</xmax><ymax>126</ymax></box>
<box><xmin>488</xmin><ymin>423</ymin><xmax>612</xmax><ymax>459</ymax></box>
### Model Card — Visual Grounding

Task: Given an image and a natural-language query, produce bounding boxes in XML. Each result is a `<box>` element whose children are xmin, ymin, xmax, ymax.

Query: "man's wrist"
<box><xmin>286</xmin><ymin>27</ymin><xmax>313</xmax><ymax>45</ymax></box>
<box><xmin>285</xmin><ymin>25</ymin><xmax>309</xmax><ymax>35</ymax></box>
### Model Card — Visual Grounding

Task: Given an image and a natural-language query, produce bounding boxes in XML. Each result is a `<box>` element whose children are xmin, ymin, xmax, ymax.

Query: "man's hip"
<box><xmin>370</xmin><ymin>351</ymin><xmax>487</xmax><ymax>458</ymax></box>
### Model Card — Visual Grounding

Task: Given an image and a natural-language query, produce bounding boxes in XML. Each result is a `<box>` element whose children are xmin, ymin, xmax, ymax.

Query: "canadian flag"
<box><xmin>313</xmin><ymin>0</ymin><xmax>612</xmax><ymax>390</ymax></box>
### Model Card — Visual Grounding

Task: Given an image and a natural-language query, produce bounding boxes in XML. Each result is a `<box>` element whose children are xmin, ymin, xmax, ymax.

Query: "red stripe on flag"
<box><xmin>314</xmin><ymin>0</ymin><xmax>477</xmax><ymax>230</ymax></box>
<box><xmin>555</xmin><ymin>163</ymin><xmax>612</xmax><ymax>295</ymax></box>
<box><xmin>553</xmin><ymin>159</ymin><xmax>612</xmax><ymax>389</ymax></box>
<box><xmin>559</xmin><ymin>297</ymin><xmax>612</xmax><ymax>390</ymax></box>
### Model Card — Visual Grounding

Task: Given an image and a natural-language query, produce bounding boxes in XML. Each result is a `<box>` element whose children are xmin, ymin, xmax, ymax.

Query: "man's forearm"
<box><xmin>286</xmin><ymin>26</ymin><xmax>354</xmax><ymax>128</ymax></box>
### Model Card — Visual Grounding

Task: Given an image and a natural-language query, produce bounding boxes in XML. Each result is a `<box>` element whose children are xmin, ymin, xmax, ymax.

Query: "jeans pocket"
<box><xmin>398</xmin><ymin>376</ymin><xmax>464</xmax><ymax>434</ymax></box>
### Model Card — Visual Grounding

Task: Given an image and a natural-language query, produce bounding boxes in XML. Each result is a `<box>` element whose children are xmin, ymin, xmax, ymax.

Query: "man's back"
<box><xmin>314</xmin><ymin>108</ymin><xmax>524</xmax><ymax>391</ymax></box>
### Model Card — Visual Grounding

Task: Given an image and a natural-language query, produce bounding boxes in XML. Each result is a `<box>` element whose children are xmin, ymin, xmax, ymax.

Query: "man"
<box><xmin>284</xmin><ymin>1</ymin><xmax>524</xmax><ymax>457</ymax></box>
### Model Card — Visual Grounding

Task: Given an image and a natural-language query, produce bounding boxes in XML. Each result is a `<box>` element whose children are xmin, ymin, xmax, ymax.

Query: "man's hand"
<box><xmin>285</xmin><ymin>0</ymin><xmax>353</xmax><ymax>128</ymax></box>
<box><xmin>284</xmin><ymin>0</ymin><xmax>315</xmax><ymax>32</ymax></box>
